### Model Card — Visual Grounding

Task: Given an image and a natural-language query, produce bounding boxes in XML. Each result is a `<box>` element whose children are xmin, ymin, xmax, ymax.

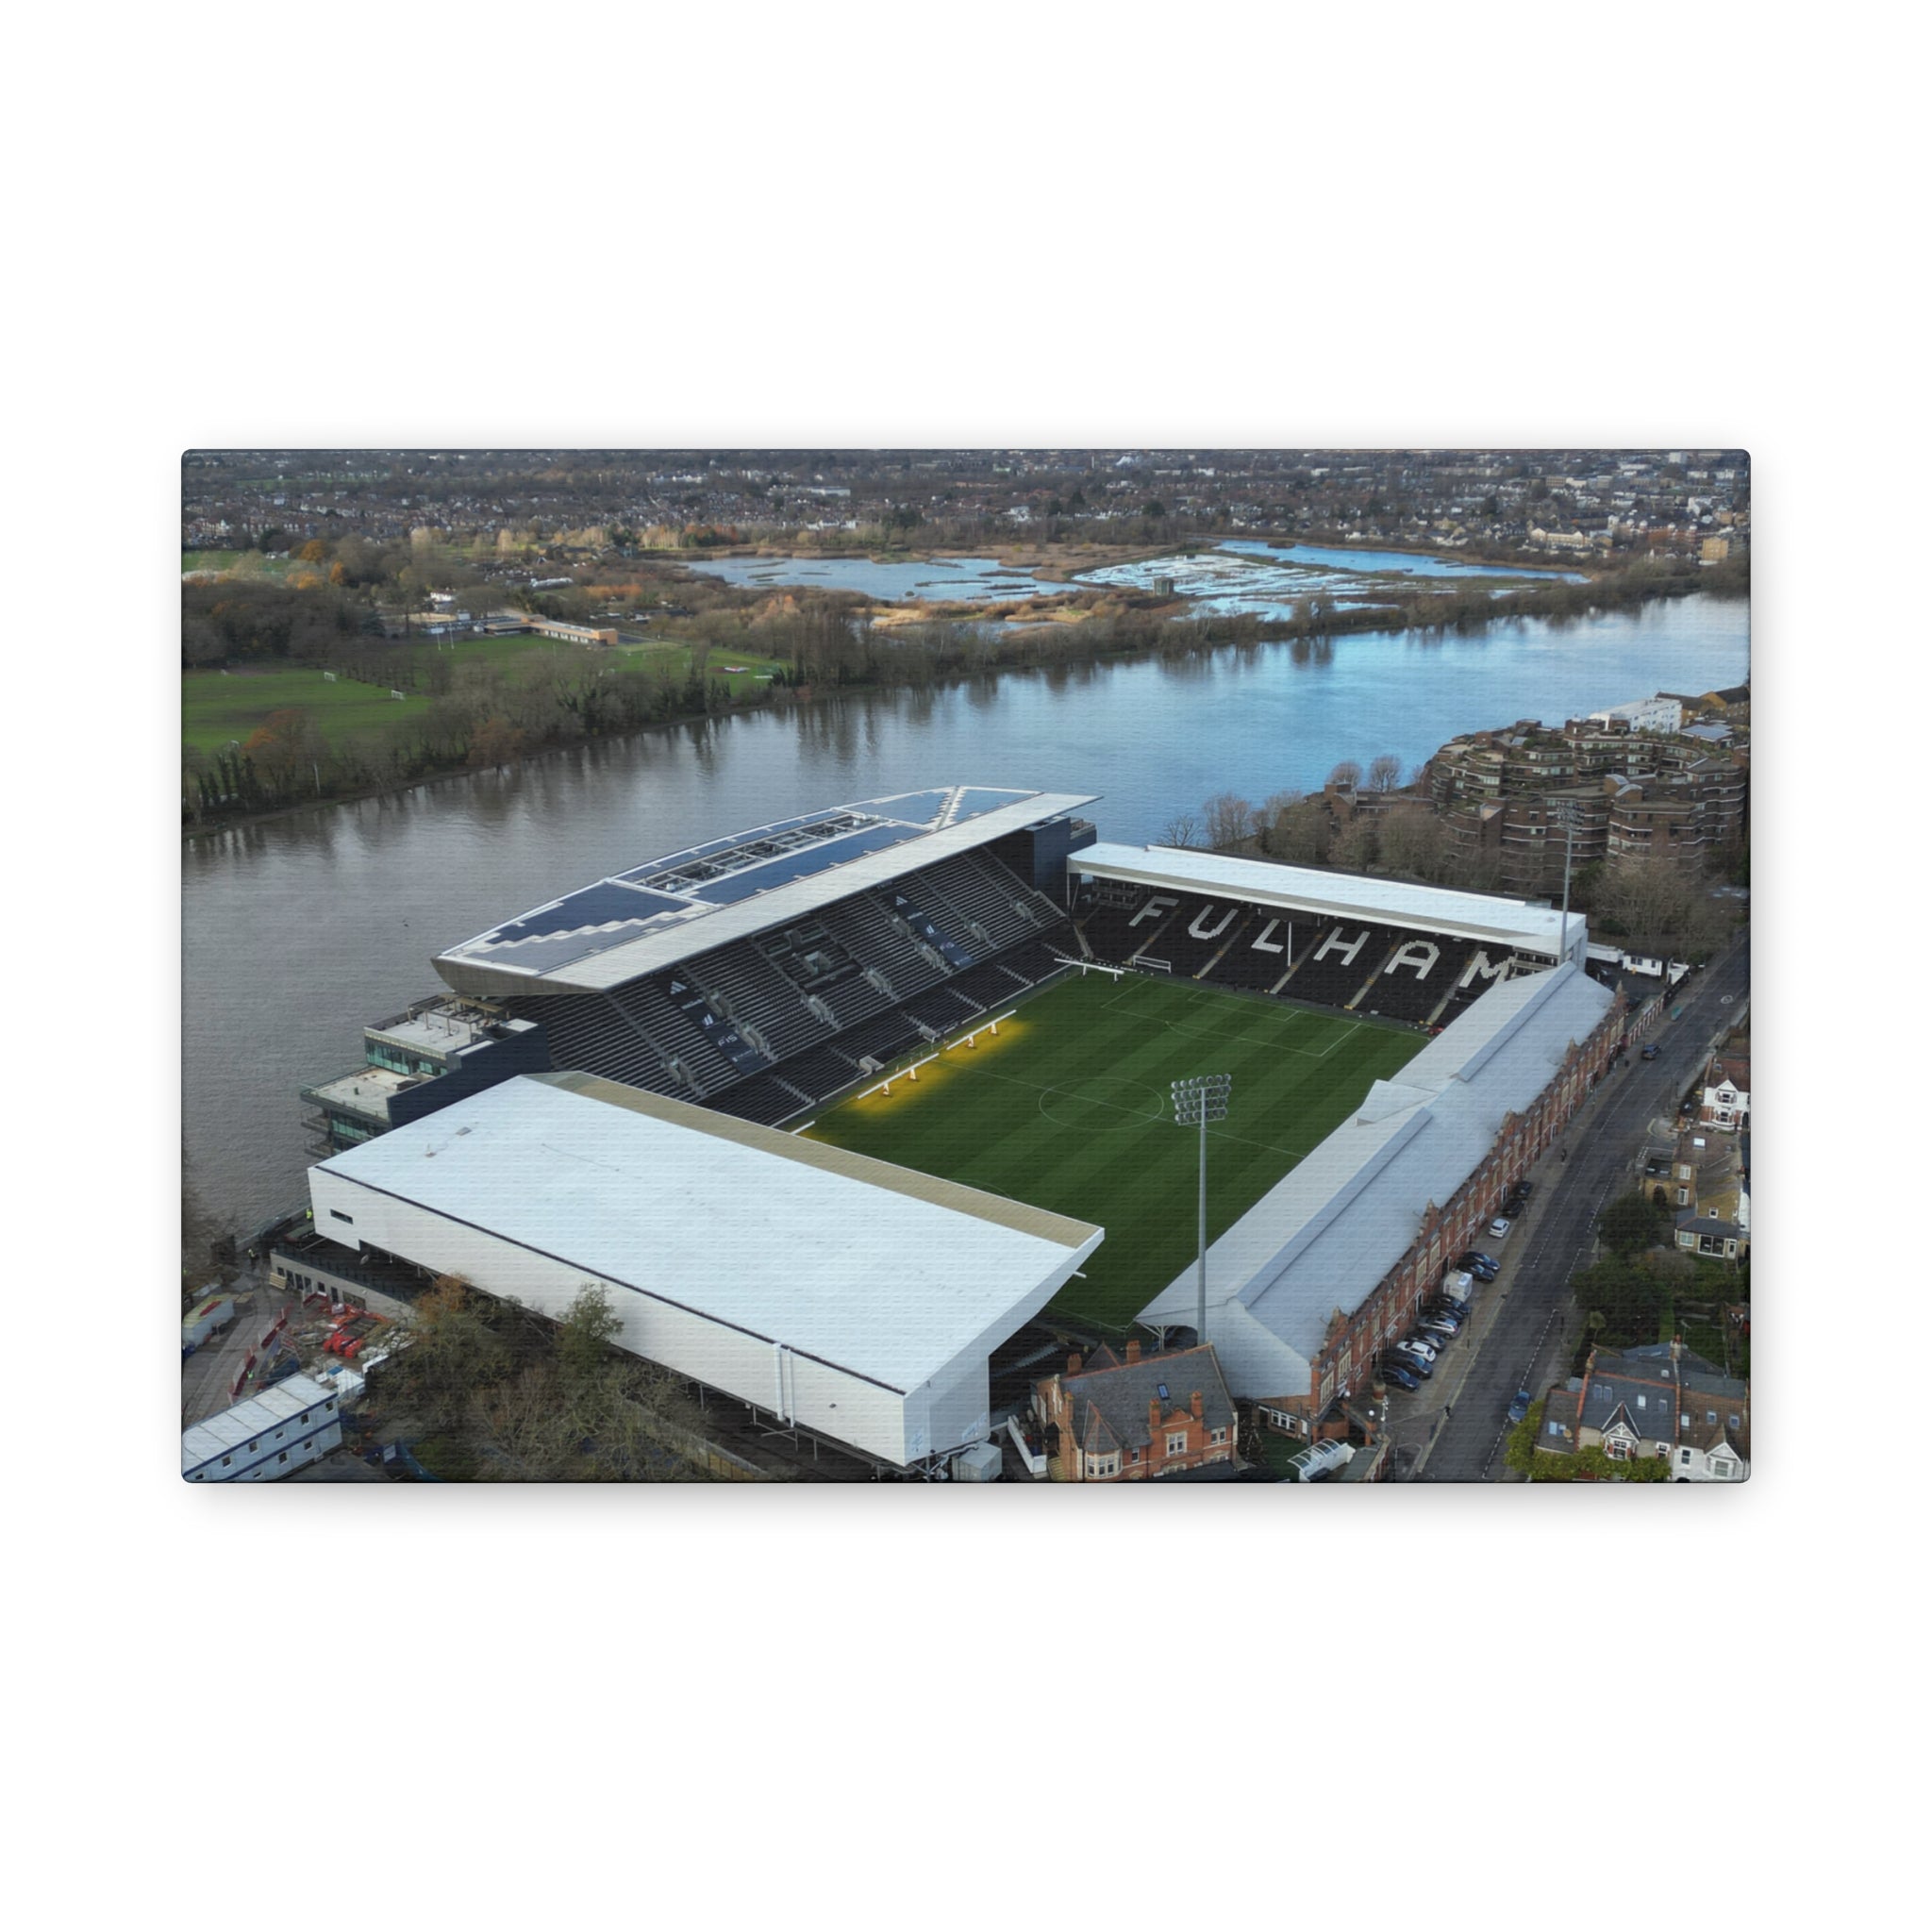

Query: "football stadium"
<box><xmin>288</xmin><ymin>783</ymin><xmax>1623</xmax><ymax>1474</ymax></box>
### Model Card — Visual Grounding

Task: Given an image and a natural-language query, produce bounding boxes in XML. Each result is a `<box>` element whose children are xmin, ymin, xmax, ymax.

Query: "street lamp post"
<box><xmin>1171</xmin><ymin>1074</ymin><xmax>1232</xmax><ymax>1348</ymax></box>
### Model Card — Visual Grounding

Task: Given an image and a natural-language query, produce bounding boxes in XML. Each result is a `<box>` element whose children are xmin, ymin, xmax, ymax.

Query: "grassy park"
<box><xmin>181</xmin><ymin>633</ymin><xmax>790</xmax><ymax>755</ymax></box>
<box><xmin>803</xmin><ymin>972</ymin><xmax>1424</xmax><ymax>1333</ymax></box>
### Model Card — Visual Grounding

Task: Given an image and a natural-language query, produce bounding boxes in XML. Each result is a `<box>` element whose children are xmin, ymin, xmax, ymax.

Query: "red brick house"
<box><xmin>1033</xmin><ymin>1341</ymin><xmax>1237</xmax><ymax>1482</ymax></box>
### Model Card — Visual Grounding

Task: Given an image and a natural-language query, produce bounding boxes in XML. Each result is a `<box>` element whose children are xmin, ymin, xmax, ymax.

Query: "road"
<box><xmin>1406</xmin><ymin>934</ymin><xmax>1751</xmax><ymax>1482</ymax></box>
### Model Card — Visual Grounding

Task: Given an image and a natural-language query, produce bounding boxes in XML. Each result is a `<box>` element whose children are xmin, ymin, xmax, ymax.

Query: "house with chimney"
<box><xmin>1539</xmin><ymin>1341</ymin><xmax>1748</xmax><ymax>1480</ymax></box>
<box><xmin>1032</xmin><ymin>1341</ymin><xmax>1237</xmax><ymax>1482</ymax></box>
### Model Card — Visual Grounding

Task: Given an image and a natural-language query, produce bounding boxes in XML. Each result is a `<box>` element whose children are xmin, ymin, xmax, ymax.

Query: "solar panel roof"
<box><xmin>435</xmin><ymin>786</ymin><xmax>1097</xmax><ymax>994</ymax></box>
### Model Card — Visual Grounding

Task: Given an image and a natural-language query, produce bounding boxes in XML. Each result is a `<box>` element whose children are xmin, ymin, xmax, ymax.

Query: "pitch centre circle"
<box><xmin>1039</xmin><ymin>1076</ymin><xmax>1169</xmax><ymax>1132</ymax></box>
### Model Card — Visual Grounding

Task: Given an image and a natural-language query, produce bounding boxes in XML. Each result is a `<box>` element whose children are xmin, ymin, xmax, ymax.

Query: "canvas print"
<box><xmin>180</xmin><ymin>449</ymin><xmax>1750</xmax><ymax>1484</ymax></box>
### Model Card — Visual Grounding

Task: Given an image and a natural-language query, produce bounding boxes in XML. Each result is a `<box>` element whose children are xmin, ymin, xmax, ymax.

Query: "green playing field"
<box><xmin>803</xmin><ymin>971</ymin><xmax>1425</xmax><ymax>1333</ymax></box>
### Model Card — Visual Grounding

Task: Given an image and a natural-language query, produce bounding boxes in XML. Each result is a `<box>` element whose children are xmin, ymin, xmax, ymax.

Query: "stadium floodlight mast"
<box><xmin>1171</xmin><ymin>1074</ymin><xmax>1232</xmax><ymax>1349</ymax></box>
<box><xmin>1554</xmin><ymin>799</ymin><xmax>1579</xmax><ymax>963</ymax></box>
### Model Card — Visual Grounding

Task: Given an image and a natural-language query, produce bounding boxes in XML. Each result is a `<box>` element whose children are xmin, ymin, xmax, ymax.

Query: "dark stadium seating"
<box><xmin>1353</xmin><ymin>934</ymin><xmax>1475</xmax><ymax>1024</ymax></box>
<box><xmin>775</xmin><ymin>1043</ymin><xmax>871</xmax><ymax>1101</ymax></box>
<box><xmin>1278</xmin><ymin>921</ymin><xmax>1405</xmax><ymax>1010</ymax></box>
<box><xmin>832</xmin><ymin>1009</ymin><xmax>924</xmax><ymax>1069</ymax></box>
<box><xmin>1079</xmin><ymin>887</ymin><xmax>1160</xmax><ymax>963</ymax></box>
<box><xmin>817</xmin><ymin>892</ymin><xmax>949</xmax><ymax>999</ymax></box>
<box><xmin>611</xmin><ymin>974</ymin><xmax>760</xmax><ymax>1091</ymax></box>
<box><xmin>912</xmin><ymin>851</ymin><xmax>1052</xmax><ymax>955</ymax></box>
<box><xmin>685</xmin><ymin>939</ymin><xmax>833</xmax><ymax>1061</ymax></box>
<box><xmin>1200</xmin><ymin>909</ymin><xmax>1299</xmax><ymax>992</ymax></box>
<box><xmin>1434</xmin><ymin>949</ymin><xmax>1527</xmax><ymax>1024</ymax></box>
<box><xmin>1138</xmin><ymin>896</ymin><xmax>1251</xmax><ymax>978</ymax></box>
<box><xmin>706</xmin><ymin>1074</ymin><xmax>815</xmax><ymax>1127</ymax></box>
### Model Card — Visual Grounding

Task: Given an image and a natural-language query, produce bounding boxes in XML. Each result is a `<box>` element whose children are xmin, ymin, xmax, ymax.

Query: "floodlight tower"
<box><xmin>1555</xmin><ymin>798</ymin><xmax>1578</xmax><ymax>963</ymax></box>
<box><xmin>1171</xmin><ymin>1074</ymin><xmax>1232</xmax><ymax>1349</ymax></box>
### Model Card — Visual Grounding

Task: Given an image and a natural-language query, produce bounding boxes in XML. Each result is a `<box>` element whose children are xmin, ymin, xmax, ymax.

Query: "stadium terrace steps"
<box><xmin>915</xmin><ymin>851</ymin><xmax>1048</xmax><ymax>955</ymax></box>
<box><xmin>1278</xmin><ymin>919</ymin><xmax>1407</xmax><ymax>1011</ymax></box>
<box><xmin>609</xmin><ymin>975</ymin><xmax>748</xmax><ymax>1093</ymax></box>
<box><xmin>1140</xmin><ymin>895</ymin><xmax>1252</xmax><ymax>979</ymax></box>
<box><xmin>704</xmin><ymin>1074</ymin><xmax>811</xmax><ymax>1127</ymax></box>
<box><xmin>687</xmin><ymin>939</ymin><xmax>833</xmax><ymax>1061</ymax></box>
<box><xmin>1078</xmin><ymin>886</ymin><xmax>1161</xmax><ymax>963</ymax></box>
<box><xmin>817</xmin><ymin>892</ymin><xmax>949</xmax><ymax>997</ymax></box>
<box><xmin>503</xmin><ymin>990</ymin><xmax>690</xmax><ymax>1095</ymax></box>
<box><xmin>1355</xmin><ymin>934</ymin><xmax>1483</xmax><ymax>1025</ymax></box>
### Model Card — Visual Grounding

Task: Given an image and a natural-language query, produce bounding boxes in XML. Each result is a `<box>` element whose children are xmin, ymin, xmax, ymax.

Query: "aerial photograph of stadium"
<box><xmin>181</xmin><ymin>448</ymin><xmax>1751</xmax><ymax>1485</ymax></box>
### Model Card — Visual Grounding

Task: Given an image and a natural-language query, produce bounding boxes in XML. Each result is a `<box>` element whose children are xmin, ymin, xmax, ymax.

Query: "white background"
<box><xmin>8</xmin><ymin>5</ymin><xmax>1909</xmax><ymax>1926</ymax></box>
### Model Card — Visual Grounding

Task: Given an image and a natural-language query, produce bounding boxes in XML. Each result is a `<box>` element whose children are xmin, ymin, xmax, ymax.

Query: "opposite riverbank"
<box><xmin>183</xmin><ymin>549</ymin><xmax>1743</xmax><ymax>841</ymax></box>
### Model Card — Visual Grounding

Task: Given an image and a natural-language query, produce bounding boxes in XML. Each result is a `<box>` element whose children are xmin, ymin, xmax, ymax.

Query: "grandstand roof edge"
<box><xmin>433</xmin><ymin>790</ymin><xmax>1097</xmax><ymax>996</ymax></box>
<box><xmin>1073</xmin><ymin>842</ymin><xmax>1574</xmax><ymax>949</ymax></box>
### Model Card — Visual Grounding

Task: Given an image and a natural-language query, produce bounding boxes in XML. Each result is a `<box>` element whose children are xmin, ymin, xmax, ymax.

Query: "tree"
<box><xmin>1366</xmin><ymin>753</ymin><xmax>1404</xmax><ymax>793</ymax></box>
<box><xmin>1159</xmin><ymin>811</ymin><xmax>1202</xmax><ymax>847</ymax></box>
<box><xmin>1504</xmin><ymin>1399</ymin><xmax>1544</xmax><ymax>1475</ymax></box>
<box><xmin>396</xmin><ymin>1275</ymin><xmax>511</xmax><ymax>1430</ymax></box>
<box><xmin>1599</xmin><ymin>1189</ymin><xmax>1667</xmax><ymax>1257</ymax></box>
<box><xmin>1326</xmin><ymin>758</ymin><xmax>1363</xmax><ymax>791</ymax></box>
<box><xmin>1329</xmin><ymin>813</ymin><xmax>1378</xmax><ymax>873</ymax></box>
<box><xmin>1202</xmin><ymin>791</ymin><xmax>1257</xmax><ymax>849</ymax></box>
<box><xmin>557</xmin><ymin>1284</ymin><xmax>624</xmax><ymax>1391</ymax></box>
<box><xmin>1375</xmin><ymin>804</ymin><xmax>1447</xmax><ymax>881</ymax></box>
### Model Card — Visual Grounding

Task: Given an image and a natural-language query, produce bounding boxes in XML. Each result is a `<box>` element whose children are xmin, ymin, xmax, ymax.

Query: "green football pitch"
<box><xmin>803</xmin><ymin>971</ymin><xmax>1426</xmax><ymax>1334</ymax></box>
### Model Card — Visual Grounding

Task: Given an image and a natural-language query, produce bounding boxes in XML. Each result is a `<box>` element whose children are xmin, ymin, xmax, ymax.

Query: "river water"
<box><xmin>183</xmin><ymin>591</ymin><xmax>1747</xmax><ymax>1227</ymax></box>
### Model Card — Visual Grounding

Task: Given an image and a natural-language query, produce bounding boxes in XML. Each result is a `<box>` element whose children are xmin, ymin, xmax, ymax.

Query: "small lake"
<box><xmin>685</xmin><ymin>554</ymin><xmax>1069</xmax><ymax>600</ymax></box>
<box><xmin>1077</xmin><ymin>541</ymin><xmax>1589</xmax><ymax>620</ymax></box>
<box><xmin>690</xmin><ymin>540</ymin><xmax>1589</xmax><ymax>623</ymax></box>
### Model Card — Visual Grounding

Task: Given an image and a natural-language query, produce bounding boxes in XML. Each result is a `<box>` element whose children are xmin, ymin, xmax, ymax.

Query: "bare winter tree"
<box><xmin>1366</xmin><ymin>753</ymin><xmax>1404</xmax><ymax>792</ymax></box>
<box><xmin>1376</xmin><ymin>803</ymin><xmax>1448</xmax><ymax>880</ymax></box>
<box><xmin>1158</xmin><ymin>811</ymin><xmax>1203</xmax><ymax>848</ymax></box>
<box><xmin>1329</xmin><ymin>813</ymin><xmax>1379</xmax><ymax>873</ymax></box>
<box><xmin>1326</xmin><ymin>758</ymin><xmax>1363</xmax><ymax>791</ymax></box>
<box><xmin>1202</xmin><ymin>791</ymin><xmax>1257</xmax><ymax>849</ymax></box>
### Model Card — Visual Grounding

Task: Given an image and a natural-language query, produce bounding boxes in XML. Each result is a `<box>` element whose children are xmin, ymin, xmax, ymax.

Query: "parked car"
<box><xmin>1389</xmin><ymin>1348</ymin><xmax>1433</xmax><ymax>1378</ymax></box>
<box><xmin>1379</xmin><ymin>1360</ymin><xmax>1421</xmax><ymax>1391</ymax></box>
<box><xmin>1456</xmin><ymin>1253</ymin><xmax>1498</xmax><ymax>1280</ymax></box>
<box><xmin>1398</xmin><ymin>1336</ymin><xmax>1440</xmax><ymax>1363</ymax></box>
<box><xmin>1507</xmin><ymin>1390</ymin><xmax>1533</xmax><ymax>1425</ymax></box>
<box><xmin>1641</xmin><ymin>1043</ymin><xmax>1660</xmax><ymax>1060</ymax></box>
<box><xmin>1423</xmin><ymin>1306</ymin><xmax>1465</xmax><ymax>1331</ymax></box>
<box><xmin>1417</xmin><ymin>1320</ymin><xmax>1458</xmax><ymax>1346</ymax></box>
<box><xmin>1465</xmin><ymin>1253</ymin><xmax>1502</xmax><ymax>1276</ymax></box>
<box><xmin>1434</xmin><ymin>1295</ymin><xmax>1473</xmax><ymax>1320</ymax></box>
<box><xmin>1513</xmin><ymin>1181</ymin><xmax>1536</xmax><ymax>1200</ymax></box>
<box><xmin>1489</xmin><ymin>1217</ymin><xmax>1513</xmax><ymax>1238</ymax></box>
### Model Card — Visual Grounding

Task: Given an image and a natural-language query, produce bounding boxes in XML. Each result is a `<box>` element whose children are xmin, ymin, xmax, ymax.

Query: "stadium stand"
<box><xmin>612</xmin><ymin>974</ymin><xmax>759</xmax><ymax>1091</ymax></box>
<box><xmin>1201</xmin><ymin>910</ymin><xmax>1299</xmax><ymax>992</ymax></box>
<box><xmin>1077</xmin><ymin>882</ymin><xmax>1159</xmax><ymax>963</ymax></box>
<box><xmin>779</xmin><ymin>1041</ymin><xmax>873</xmax><ymax>1099</ymax></box>
<box><xmin>915</xmin><ymin>851</ymin><xmax>1055</xmax><ymax>955</ymax></box>
<box><xmin>832</xmin><ymin>1008</ymin><xmax>926</xmax><ymax>1069</ymax></box>
<box><xmin>1143</xmin><ymin>895</ymin><xmax>1253</xmax><ymax>978</ymax></box>
<box><xmin>1353</xmin><ymin>933</ymin><xmax>1478</xmax><ymax>1024</ymax></box>
<box><xmin>817</xmin><ymin>891</ymin><xmax>950</xmax><ymax>999</ymax></box>
<box><xmin>705</xmin><ymin>1072</ymin><xmax>816</xmax><ymax>1127</ymax></box>
<box><xmin>1432</xmin><ymin>948</ymin><xmax>1525</xmax><ymax>1025</ymax></box>
<box><xmin>685</xmin><ymin>938</ymin><xmax>832</xmax><ymax>1061</ymax></box>
<box><xmin>1279</xmin><ymin>921</ymin><xmax>1406</xmax><ymax>1010</ymax></box>
<box><xmin>504</xmin><ymin>988</ymin><xmax>690</xmax><ymax>1096</ymax></box>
